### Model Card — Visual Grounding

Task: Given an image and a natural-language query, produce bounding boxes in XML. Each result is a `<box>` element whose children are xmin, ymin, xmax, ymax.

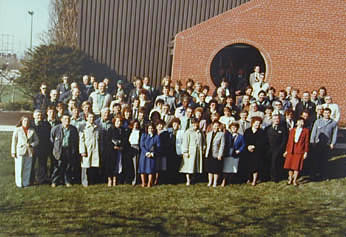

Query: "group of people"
<box><xmin>11</xmin><ymin>66</ymin><xmax>339</xmax><ymax>188</ymax></box>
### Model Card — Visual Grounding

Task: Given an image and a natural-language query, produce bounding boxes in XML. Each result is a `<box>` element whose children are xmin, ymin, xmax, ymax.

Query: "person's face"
<box><xmin>135</xmin><ymin>80</ymin><xmax>142</xmax><ymax>89</ymax></box>
<box><xmin>226</xmin><ymin>97</ymin><xmax>233</xmax><ymax>104</ymax></box>
<box><xmin>182</xmin><ymin>99</ymin><xmax>189</xmax><ymax>107</ymax></box>
<box><xmin>286</xmin><ymin>87</ymin><xmax>292</xmax><ymax>94</ymax></box>
<box><xmin>316</xmin><ymin>107</ymin><xmax>323</xmax><ymax>115</ymax></box>
<box><xmin>47</xmin><ymin>110</ymin><xmax>56</xmax><ymax>119</ymax></box>
<box><xmin>250</xmin><ymin>104</ymin><xmax>258</xmax><ymax>112</ymax></box>
<box><xmin>301</xmin><ymin>112</ymin><xmax>309</xmax><ymax>120</ymax></box>
<box><xmin>40</xmin><ymin>85</ymin><xmax>48</xmax><ymax>94</ymax></box>
<box><xmin>291</xmin><ymin>90</ymin><xmax>298</xmax><ymax>97</ymax></box>
<box><xmin>133</xmin><ymin>122</ymin><xmax>140</xmax><ymax>130</ymax></box>
<box><xmin>104</xmin><ymin>78</ymin><xmax>109</xmax><ymax>85</ymax></box>
<box><xmin>212</xmin><ymin>123</ymin><xmax>219</xmax><ymax>132</ymax></box>
<box><xmin>113</xmin><ymin>105</ymin><xmax>121</xmax><ymax>113</ymax></box>
<box><xmin>148</xmin><ymin>126</ymin><xmax>154</xmax><ymax>134</ymax></box>
<box><xmin>156</xmin><ymin>123</ymin><xmax>163</xmax><ymax>132</ymax></box>
<box><xmin>133</xmin><ymin>99</ymin><xmax>140</xmax><ymax>107</ymax></box>
<box><xmin>72</xmin><ymin>108</ymin><xmax>79</xmax><ymax>118</ymax></box>
<box><xmin>102</xmin><ymin>110</ymin><xmax>110</xmax><ymax>120</ymax></box>
<box><xmin>211</xmin><ymin>115</ymin><xmax>218</xmax><ymax>122</ymax></box>
<box><xmin>68</xmin><ymin>100</ymin><xmax>76</xmax><ymax>108</ymax></box>
<box><xmin>210</xmin><ymin>102</ymin><xmax>217</xmax><ymax>110</ymax></box>
<box><xmin>83</xmin><ymin>76</ymin><xmax>89</xmax><ymax>85</ymax></box>
<box><xmin>143</xmin><ymin>77</ymin><xmax>149</xmax><ymax>85</ymax></box>
<box><xmin>34</xmin><ymin>112</ymin><xmax>43</xmax><ymax>121</ymax></box>
<box><xmin>93</xmin><ymin>82</ymin><xmax>98</xmax><ymax>89</ymax></box>
<box><xmin>124</xmin><ymin>111</ymin><xmax>131</xmax><ymax>119</ymax></box>
<box><xmin>195</xmin><ymin>83</ymin><xmax>201</xmax><ymax>92</ymax></box>
<box><xmin>162</xmin><ymin>105</ymin><xmax>169</xmax><ymax>114</ymax></box>
<box><xmin>252</xmin><ymin>120</ymin><xmax>261</xmax><ymax>129</ymax></box>
<box><xmin>199</xmin><ymin>93</ymin><xmax>206</xmax><ymax>102</ymax></box>
<box><xmin>297</xmin><ymin>119</ymin><xmax>304</xmax><ymax>127</ymax></box>
<box><xmin>319</xmin><ymin>89</ymin><xmax>326</xmax><ymax>97</ymax></box>
<box><xmin>138</xmin><ymin>112</ymin><xmax>144</xmax><ymax>120</ymax></box>
<box><xmin>265</xmin><ymin>109</ymin><xmax>272</xmax><ymax>116</ymax></box>
<box><xmin>324</xmin><ymin>97</ymin><xmax>332</xmax><ymax>104</ymax></box>
<box><xmin>192</xmin><ymin>122</ymin><xmax>199</xmax><ymax>131</ymax></box>
<box><xmin>114</xmin><ymin>118</ymin><xmax>122</xmax><ymax>128</ymax></box>
<box><xmin>163</xmin><ymin>87</ymin><xmax>169</xmax><ymax>95</ymax></box>
<box><xmin>240</xmin><ymin>112</ymin><xmax>247</xmax><ymax>120</ymax></box>
<box><xmin>83</xmin><ymin>104</ymin><xmax>91</xmax><ymax>113</ymax></box>
<box><xmin>98</xmin><ymin>83</ymin><xmax>105</xmax><ymax>93</ymax></box>
<box><xmin>302</xmin><ymin>93</ymin><xmax>309</xmax><ymax>102</ymax></box>
<box><xmin>172</xmin><ymin>122</ymin><xmax>179</xmax><ymax>131</ymax></box>
<box><xmin>175</xmin><ymin>83</ymin><xmax>181</xmax><ymax>90</ymax></box>
<box><xmin>254</xmin><ymin>66</ymin><xmax>260</xmax><ymax>73</ymax></box>
<box><xmin>258</xmin><ymin>92</ymin><xmax>265</xmax><ymax>101</ymax></box>
<box><xmin>274</xmin><ymin>102</ymin><xmax>282</xmax><ymax>110</ymax></box>
<box><xmin>202</xmin><ymin>88</ymin><xmax>208</xmax><ymax>95</ymax></box>
<box><xmin>22</xmin><ymin>117</ymin><xmax>29</xmax><ymax>128</ymax></box>
<box><xmin>195</xmin><ymin>111</ymin><xmax>202</xmax><ymax>119</ymax></box>
<box><xmin>90</xmin><ymin>76</ymin><xmax>95</xmax><ymax>83</ymax></box>
<box><xmin>50</xmin><ymin>90</ymin><xmax>58</xmax><ymax>100</ymax></box>
<box><xmin>72</xmin><ymin>89</ymin><xmax>80</xmax><ymax>98</ymax></box>
<box><xmin>186</xmin><ymin>108</ymin><xmax>193</xmax><ymax>118</ymax></box>
<box><xmin>286</xmin><ymin>113</ymin><xmax>293</xmax><ymax>120</ymax></box>
<box><xmin>272</xmin><ymin>115</ymin><xmax>280</xmax><ymax>125</ymax></box>
<box><xmin>279</xmin><ymin>92</ymin><xmax>285</xmax><ymax>100</ymax></box>
<box><xmin>224</xmin><ymin>109</ymin><xmax>231</xmax><ymax>117</ymax></box>
<box><xmin>243</xmin><ymin>96</ymin><xmax>250</xmax><ymax>104</ymax></box>
<box><xmin>139</xmin><ymin>93</ymin><xmax>146</xmax><ymax>100</ymax></box>
<box><xmin>311</xmin><ymin>91</ymin><xmax>317</xmax><ymax>100</ymax></box>
<box><xmin>230</xmin><ymin>125</ymin><xmax>238</xmax><ymax>133</ymax></box>
<box><xmin>323</xmin><ymin>110</ymin><xmax>331</xmax><ymax>119</ymax></box>
<box><xmin>61</xmin><ymin>116</ymin><xmax>70</xmax><ymax>127</ymax></box>
<box><xmin>87</xmin><ymin>114</ymin><xmax>95</xmax><ymax>124</ymax></box>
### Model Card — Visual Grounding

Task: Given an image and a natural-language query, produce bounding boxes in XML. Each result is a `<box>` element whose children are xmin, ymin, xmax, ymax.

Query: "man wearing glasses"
<box><xmin>33</xmin><ymin>82</ymin><xmax>49</xmax><ymax>112</ymax></box>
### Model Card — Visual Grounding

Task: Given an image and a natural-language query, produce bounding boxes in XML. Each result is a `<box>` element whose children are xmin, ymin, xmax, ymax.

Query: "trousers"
<box><xmin>14</xmin><ymin>155</ymin><xmax>32</xmax><ymax>187</ymax></box>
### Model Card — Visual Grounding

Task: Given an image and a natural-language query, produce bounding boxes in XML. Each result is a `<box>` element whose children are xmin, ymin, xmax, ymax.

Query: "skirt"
<box><xmin>222</xmin><ymin>156</ymin><xmax>239</xmax><ymax>173</ymax></box>
<box><xmin>284</xmin><ymin>153</ymin><xmax>304</xmax><ymax>171</ymax></box>
<box><xmin>205</xmin><ymin>158</ymin><xmax>222</xmax><ymax>174</ymax></box>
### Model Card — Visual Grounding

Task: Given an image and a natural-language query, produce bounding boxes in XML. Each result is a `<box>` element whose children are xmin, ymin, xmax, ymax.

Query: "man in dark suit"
<box><xmin>295</xmin><ymin>91</ymin><xmax>316</xmax><ymax>122</ymax></box>
<box><xmin>31</xmin><ymin>110</ymin><xmax>52</xmax><ymax>185</ymax></box>
<box><xmin>56</xmin><ymin>74</ymin><xmax>70</xmax><ymax>97</ymax></box>
<box><xmin>50</xmin><ymin>114</ymin><xmax>79</xmax><ymax>187</ymax></box>
<box><xmin>33</xmin><ymin>82</ymin><xmax>49</xmax><ymax>111</ymax></box>
<box><xmin>265</xmin><ymin>114</ymin><xmax>289</xmax><ymax>182</ymax></box>
<box><xmin>128</xmin><ymin>78</ymin><xmax>143</xmax><ymax>104</ymax></box>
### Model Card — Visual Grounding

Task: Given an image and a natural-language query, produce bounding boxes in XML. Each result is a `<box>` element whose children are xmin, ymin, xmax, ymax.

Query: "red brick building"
<box><xmin>172</xmin><ymin>0</ymin><xmax>346</xmax><ymax>123</ymax></box>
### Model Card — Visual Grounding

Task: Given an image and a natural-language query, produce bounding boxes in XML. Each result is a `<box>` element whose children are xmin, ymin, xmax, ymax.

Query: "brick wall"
<box><xmin>171</xmin><ymin>0</ymin><xmax>346</xmax><ymax>124</ymax></box>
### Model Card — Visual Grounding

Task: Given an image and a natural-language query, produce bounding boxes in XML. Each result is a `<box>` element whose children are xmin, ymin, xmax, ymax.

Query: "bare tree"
<box><xmin>47</xmin><ymin>0</ymin><xmax>79</xmax><ymax>47</ymax></box>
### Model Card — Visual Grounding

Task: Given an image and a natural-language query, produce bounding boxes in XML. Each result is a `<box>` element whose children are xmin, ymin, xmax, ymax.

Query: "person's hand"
<box><xmin>11</xmin><ymin>153</ymin><xmax>16</xmax><ymax>158</ymax></box>
<box><xmin>235</xmin><ymin>150</ymin><xmax>240</xmax><ymax>155</ymax></box>
<box><xmin>114</xmin><ymin>146</ymin><xmax>120</xmax><ymax>150</ymax></box>
<box><xmin>81</xmin><ymin>153</ymin><xmax>87</xmax><ymax>157</ymax></box>
<box><xmin>183</xmin><ymin>153</ymin><xmax>189</xmax><ymax>159</ymax></box>
<box><xmin>145</xmin><ymin>152</ymin><xmax>151</xmax><ymax>157</ymax></box>
<box><xmin>248</xmin><ymin>145</ymin><xmax>255</xmax><ymax>152</ymax></box>
<box><xmin>150</xmin><ymin>152</ymin><xmax>154</xmax><ymax>157</ymax></box>
<box><xmin>303</xmin><ymin>152</ymin><xmax>308</xmax><ymax>160</ymax></box>
<box><xmin>217</xmin><ymin>156</ymin><xmax>222</xmax><ymax>161</ymax></box>
<box><xmin>283</xmin><ymin>151</ymin><xmax>287</xmax><ymax>158</ymax></box>
<box><xmin>235</xmin><ymin>90</ymin><xmax>241</xmax><ymax>95</ymax></box>
<box><xmin>330</xmin><ymin>144</ymin><xmax>334</xmax><ymax>150</ymax></box>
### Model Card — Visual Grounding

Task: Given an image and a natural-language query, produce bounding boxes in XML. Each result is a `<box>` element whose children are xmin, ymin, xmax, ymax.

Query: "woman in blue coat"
<box><xmin>221</xmin><ymin>122</ymin><xmax>245</xmax><ymax>186</ymax></box>
<box><xmin>138</xmin><ymin>122</ymin><xmax>160</xmax><ymax>187</ymax></box>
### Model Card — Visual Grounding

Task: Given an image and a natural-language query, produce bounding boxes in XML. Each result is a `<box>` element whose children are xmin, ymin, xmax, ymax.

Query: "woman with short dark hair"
<box><xmin>138</xmin><ymin>123</ymin><xmax>160</xmax><ymax>187</ymax></box>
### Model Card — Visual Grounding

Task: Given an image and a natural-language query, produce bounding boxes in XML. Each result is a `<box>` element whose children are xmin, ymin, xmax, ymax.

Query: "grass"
<box><xmin>1</xmin><ymin>131</ymin><xmax>346</xmax><ymax>236</ymax></box>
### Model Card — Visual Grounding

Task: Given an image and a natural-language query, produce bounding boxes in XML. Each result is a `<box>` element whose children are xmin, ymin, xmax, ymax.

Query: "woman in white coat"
<box><xmin>179</xmin><ymin>118</ymin><xmax>205</xmax><ymax>185</ymax></box>
<box><xmin>11</xmin><ymin>115</ymin><xmax>39</xmax><ymax>188</ymax></box>
<box><xmin>79</xmin><ymin>113</ymin><xmax>100</xmax><ymax>187</ymax></box>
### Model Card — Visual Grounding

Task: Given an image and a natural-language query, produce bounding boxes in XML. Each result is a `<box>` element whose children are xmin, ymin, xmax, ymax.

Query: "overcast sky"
<box><xmin>0</xmin><ymin>0</ymin><xmax>50</xmax><ymax>58</ymax></box>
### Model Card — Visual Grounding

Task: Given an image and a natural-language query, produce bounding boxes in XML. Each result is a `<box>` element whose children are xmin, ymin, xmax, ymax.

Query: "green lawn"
<box><xmin>0</xmin><ymin>85</ymin><xmax>30</xmax><ymax>103</ymax></box>
<box><xmin>1</xmin><ymin>131</ymin><xmax>346</xmax><ymax>236</ymax></box>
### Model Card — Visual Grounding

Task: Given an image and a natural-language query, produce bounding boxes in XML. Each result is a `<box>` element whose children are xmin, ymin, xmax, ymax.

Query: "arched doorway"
<box><xmin>210</xmin><ymin>43</ymin><xmax>266</xmax><ymax>87</ymax></box>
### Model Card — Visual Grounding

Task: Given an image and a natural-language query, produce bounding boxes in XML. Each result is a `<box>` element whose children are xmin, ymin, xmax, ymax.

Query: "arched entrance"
<box><xmin>210</xmin><ymin>43</ymin><xmax>266</xmax><ymax>86</ymax></box>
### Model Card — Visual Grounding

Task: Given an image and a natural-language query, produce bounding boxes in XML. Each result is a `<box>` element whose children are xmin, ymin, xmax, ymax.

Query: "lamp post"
<box><xmin>28</xmin><ymin>10</ymin><xmax>34</xmax><ymax>50</ymax></box>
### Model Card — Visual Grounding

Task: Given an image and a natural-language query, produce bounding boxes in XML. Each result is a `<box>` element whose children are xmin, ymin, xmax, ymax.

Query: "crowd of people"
<box><xmin>11</xmin><ymin>66</ymin><xmax>340</xmax><ymax>188</ymax></box>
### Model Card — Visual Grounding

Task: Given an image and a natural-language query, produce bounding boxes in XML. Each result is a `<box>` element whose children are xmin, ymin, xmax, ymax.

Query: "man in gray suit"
<box><xmin>50</xmin><ymin>115</ymin><xmax>79</xmax><ymax>187</ymax></box>
<box><xmin>310</xmin><ymin>108</ymin><xmax>338</xmax><ymax>180</ymax></box>
<box><xmin>155</xmin><ymin>86</ymin><xmax>176</xmax><ymax>113</ymax></box>
<box><xmin>205</xmin><ymin>121</ymin><xmax>225</xmax><ymax>187</ymax></box>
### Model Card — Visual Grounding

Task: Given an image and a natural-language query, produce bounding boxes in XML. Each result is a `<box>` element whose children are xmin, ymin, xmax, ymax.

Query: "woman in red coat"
<box><xmin>283</xmin><ymin>118</ymin><xmax>309</xmax><ymax>186</ymax></box>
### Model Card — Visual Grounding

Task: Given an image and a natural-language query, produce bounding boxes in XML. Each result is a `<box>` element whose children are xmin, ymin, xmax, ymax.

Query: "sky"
<box><xmin>0</xmin><ymin>0</ymin><xmax>50</xmax><ymax>58</ymax></box>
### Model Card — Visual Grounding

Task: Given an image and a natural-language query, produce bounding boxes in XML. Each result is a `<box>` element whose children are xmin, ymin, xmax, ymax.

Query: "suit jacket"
<box><xmin>33</xmin><ymin>93</ymin><xmax>49</xmax><ymax>111</ymax></box>
<box><xmin>205</xmin><ymin>131</ymin><xmax>225</xmax><ymax>159</ymax></box>
<box><xmin>285</xmin><ymin>128</ymin><xmax>309</xmax><ymax>155</ymax></box>
<box><xmin>161</xmin><ymin>114</ymin><xmax>174</xmax><ymax>128</ymax></box>
<box><xmin>265</xmin><ymin>124</ymin><xmax>289</xmax><ymax>157</ymax></box>
<box><xmin>50</xmin><ymin>124</ymin><xmax>79</xmax><ymax>160</ymax></box>
<box><xmin>295</xmin><ymin>101</ymin><xmax>316</xmax><ymax>121</ymax></box>
<box><xmin>56</xmin><ymin>83</ymin><xmax>70</xmax><ymax>96</ymax></box>
<box><xmin>237</xmin><ymin>119</ymin><xmax>251</xmax><ymax>135</ymax></box>
<box><xmin>32</xmin><ymin>121</ymin><xmax>52</xmax><ymax>156</ymax></box>
<box><xmin>223</xmin><ymin>131</ymin><xmax>245</xmax><ymax>158</ymax></box>
<box><xmin>310</xmin><ymin>118</ymin><xmax>338</xmax><ymax>145</ymax></box>
<box><xmin>88</xmin><ymin>91</ymin><xmax>112</xmax><ymax>115</ymax></box>
<box><xmin>11</xmin><ymin>127</ymin><xmax>39</xmax><ymax>157</ymax></box>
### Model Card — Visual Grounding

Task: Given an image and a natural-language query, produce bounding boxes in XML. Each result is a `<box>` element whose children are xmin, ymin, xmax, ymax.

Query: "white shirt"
<box><xmin>129</xmin><ymin>130</ymin><xmax>140</xmax><ymax>145</ymax></box>
<box><xmin>294</xmin><ymin>127</ymin><xmax>303</xmax><ymax>143</ymax></box>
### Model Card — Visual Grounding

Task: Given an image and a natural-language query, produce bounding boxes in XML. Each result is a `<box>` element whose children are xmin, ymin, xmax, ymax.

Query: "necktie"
<box><xmin>186</xmin><ymin>118</ymin><xmax>190</xmax><ymax>130</ymax></box>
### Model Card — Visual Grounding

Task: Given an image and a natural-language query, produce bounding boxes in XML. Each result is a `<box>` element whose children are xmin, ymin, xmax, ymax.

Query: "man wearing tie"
<box><xmin>237</xmin><ymin>110</ymin><xmax>251</xmax><ymax>135</ymax></box>
<box><xmin>155</xmin><ymin>86</ymin><xmax>176</xmax><ymax>113</ymax></box>
<box><xmin>265</xmin><ymin>114</ymin><xmax>289</xmax><ymax>182</ymax></box>
<box><xmin>295</xmin><ymin>91</ymin><xmax>316</xmax><ymax>122</ymax></box>
<box><xmin>205</xmin><ymin>121</ymin><xmax>225</xmax><ymax>187</ymax></box>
